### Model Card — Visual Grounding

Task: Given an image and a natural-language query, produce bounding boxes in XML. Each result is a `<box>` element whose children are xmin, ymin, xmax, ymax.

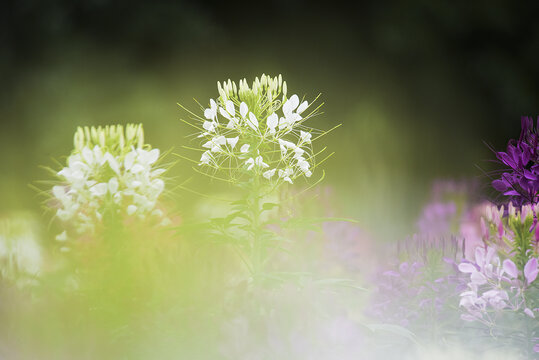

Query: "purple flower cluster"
<box><xmin>368</xmin><ymin>261</ymin><xmax>460</xmax><ymax>329</ymax></box>
<box><xmin>492</xmin><ymin>116</ymin><xmax>539</xmax><ymax>206</ymax></box>
<box><xmin>367</xmin><ymin>235</ymin><xmax>464</xmax><ymax>335</ymax></box>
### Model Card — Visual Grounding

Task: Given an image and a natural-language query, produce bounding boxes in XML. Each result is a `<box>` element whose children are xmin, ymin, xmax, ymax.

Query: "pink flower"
<box><xmin>524</xmin><ymin>257</ymin><xmax>538</xmax><ymax>285</ymax></box>
<box><xmin>502</xmin><ymin>259</ymin><xmax>518</xmax><ymax>279</ymax></box>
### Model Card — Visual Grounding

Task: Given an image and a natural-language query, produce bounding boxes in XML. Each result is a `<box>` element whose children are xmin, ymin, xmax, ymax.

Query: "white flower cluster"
<box><xmin>196</xmin><ymin>74</ymin><xmax>317</xmax><ymax>185</ymax></box>
<box><xmin>52</xmin><ymin>125</ymin><xmax>167</xmax><ymax>240</ymax></box>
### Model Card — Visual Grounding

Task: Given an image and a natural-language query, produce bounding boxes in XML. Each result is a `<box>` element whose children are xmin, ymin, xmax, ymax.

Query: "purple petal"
<box><xmin>492</xmin><ymin>179</ymin><xmax>508</xmax><ymax>191</ymax></box>
<box><xmin>471</xmin><ymin>271</ymin><xmax>487</xmax><ymax>285</ymax></box>
<box><xmin>458</xmin><ymin>262</ymin><xmax>476</xmax><ymax>273</ymax></box>
<box><xmin>524</xmin><ymin>308</ymin><xmax>535</xmax><ymax>318</ymax></box>
<box><xmin>524</xmin><ymin>257</ymin><xmax>538</xmax><ymax>285</ymax></box>
<box><xmin>524</xmin><ymin>170</ymin><xmax>538</xmax><ymax>181</ymax></box>
<box><xmin>475</xmin><ymin>247</ymin><xmax>486</xmax><ymax>267</ymax></box>
<box><xmin>383</xmin><ymin>270</ymin><xmax>400</xmax><ymax>278</ymax></box>
<box><xmin>503</xmin><ymin>259</ymin><xmax>518</xmax><ymax>279</ymax></box>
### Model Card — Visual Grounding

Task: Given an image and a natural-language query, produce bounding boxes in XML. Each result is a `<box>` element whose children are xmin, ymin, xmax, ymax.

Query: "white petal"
<box><xmin>219</xmin><ymin>107</ymin><xmax>231</xmax><ymax>120</ymax></box>
<box><xmin>267</xmin><ymin>113</ymin><xmax>278</xmax><ymax>131</ymax></box>
<box><xmin>297</xmin><ymin>101</ymin><xmax>308</xmax><ymax>114</ymax></box>
<box><xmin>52</xmin><ymin>185</ymin><xmax>66</xmax><ymax>199</ymax></box>
<box><xmin>90</xmin><ymin>183</ymin><xmax>108</xmax><ymax>197</ymax></box>
<box><xmin>202</xmin><ymin>140</ymin><xmax>213</xmax><ymax>148</ymax></box>
<box><xmin>131</xmin><ymin>164</ymin><xmax>145</xmax><ymax>174</ymax></box>
<box><xmin>203</xmin><ymin>121</ymin><xmax>216</xmax><ymax>132</ymax></box>
<box><xmin>150</xmin><ymin>179</ymin><xmax>165</xmax><ymax>197</ymax></box>
<box><xmin>104</xmin><ymin>152</ymin><xmax>120</xmax><ymax>174</ymax></box>
<box><xmin>108</xmin><ymin>177</ymin><xmax>119</xmax><ymax>194</ymax></box>
<box><xmin>278</xmin><ymin>116</ymin><xmax>289</xmax><ymax>130</ymax></box>
<box><xmin>240</xmin><ymin>144</ymin><xmax>250</xmax><ymax>153</ymax></box>
<box><xmin>82</xmin><ymin>147</ymin><xmax>94</xmax><ymax>164</ymax></box>
<box><xmin>247</xmin><ymin>112</ymin><xmax>259</xmax><ymax>130</ymax></box>
<box><xmin>297</xmin><ymin>159</ymin><xmax>310</xmax><ymax>171</ymax></box>
<box><xmin>300</xmin><ymin>130</ymin><xmax>312</xmax><ymax>144</ymax></box>
<box><xmin>263</xmin><ymin>169</ymin><xmax>276</xmax><ymax>179</ymax></box>
<box><xmin>200</xmin><ymin>151</ymin><xmax>211</xmax><ymax>165</ymax></box>
<box><xmin>240</xmin><ymin>102</ymin><xmax>248</xmax><ymax>118</ymax></box>
<box><xmin>56</xmin><ymin>231</ymin><xmax>67</xmax><ymax>242</ymax></box>
<box><xmin>293</xmin><ymin>147</ymin><xmax>305</xmax><ymax>158</ymax></box>
<box><xmin>56</xmin><ymin>209</ymin><xmax>72</xmax><ymax>221</ymax></box>
<box><xmin>204</xmin><ymin>108</ymin><xmax>215</xmax><ymax>120</ymax></box>
<box><xmin>245</xmin><ymin>158</ymin><xmax>255</xmax><ymax>171</ymax></box>
<box><xmin>214</xmin><ymin>135</ymin><xmax>227</xmax><ymax>145</ymax></box>
<box><xmin>283</xmin><ymin>94</ymin><xmax>299</xmax><ymax>115</ymax></box>
<box><xmin>147</xmin><ymin>148</ymin><xmax>160</xmax><ymax>164</ymax></box>
<box><xmin>226</xmin><ymin>100</ymin><xmax>235</xmax><ymax>117</ymax></box>
<box><xmin>127</xmin><ymin>205</ymin><xmax>137</xmax><ymax>215</ymax></box>
<box><xmin>124</xmin><ymin>151</ymin><xmax>136</xmax><ymax>170</ymax></box>
<box><xmin>93</xmin><ymin>146</ymin><xmax>104</xmax><ymax>165</ymax></box>
<box><xmin>255</xmin><ymin>156</ymin><xmax>269</xmax><ymax>168</ymax></box>
<box><xmin>227</xmin><ymin>137</ymin><xmax>239</xmax><ymax>149</ymax></box>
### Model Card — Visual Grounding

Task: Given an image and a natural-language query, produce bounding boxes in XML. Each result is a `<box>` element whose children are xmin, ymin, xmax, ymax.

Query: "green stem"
<box><xmin>250</xmin><ymin>176</ymin><xmax>263</xmax><ymax>278</ymax></box>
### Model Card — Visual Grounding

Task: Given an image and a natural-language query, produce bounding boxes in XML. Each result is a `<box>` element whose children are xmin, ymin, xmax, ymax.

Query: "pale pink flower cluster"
<box><xmin>458</xmin><ymin>246</ymin><xmax>538</xmax><ymax>324</ymax></box>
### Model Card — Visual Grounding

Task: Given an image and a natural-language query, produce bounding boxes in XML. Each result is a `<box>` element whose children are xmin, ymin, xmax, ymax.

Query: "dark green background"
<box><xmin>2</xmin><ymin>0</ymin><xmax>538</xmax><ymax>238</ymax></box>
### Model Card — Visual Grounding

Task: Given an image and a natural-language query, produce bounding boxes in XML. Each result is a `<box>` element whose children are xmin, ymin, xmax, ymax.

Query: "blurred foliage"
<box><xmin>2</xmin><ymin>1</ymin><xmax>538</xmax><ymax>240</ymax></box>
<box><xmin>2</xmin><ymin>2</ymin><xmax>538</xmax><ymax>356</ymax></box>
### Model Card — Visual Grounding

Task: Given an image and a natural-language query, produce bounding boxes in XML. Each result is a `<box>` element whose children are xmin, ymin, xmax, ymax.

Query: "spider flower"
<box><xmin>51</xmin><ymin>124</ymin><xmax>168</xmax><ymax>241</ymax></box>
<box><xmin>492</xmin><ymin>116</ymin><xmax>539</xmax><ymax>206</ymax></box>
<box><xmin>458</xmin><ymin>246</ymin><xmax>538</xmax><ymax>324</ymax></box>
<box><xmin>478</xmin><ymin>202</ymin><xmax>539</xmax><ymax>267</ymax></box>
<box><xmin>192</xmin><ymin>74</ymin><xmax>321</xmax><ymax>185</ymax></box>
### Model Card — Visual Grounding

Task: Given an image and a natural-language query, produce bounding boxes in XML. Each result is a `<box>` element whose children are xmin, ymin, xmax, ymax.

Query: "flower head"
<box><xmin>458</xmin><ymin>245</ymin><xmax>538</xmax><ymax>324</ymax></box>
<box><xmin>192</xmin><ymin>74</ymin><xmax>321</xmax><ymax>185</ymax></box>
<box><xmin>51</xmin><ymin>124</ymin><xmax>168</xmax><ymax>242</ymax></box>
<box><xmin>492</xmin><ymin>116</ymin><xmax>539</xmax><ymax>206</ymax></box>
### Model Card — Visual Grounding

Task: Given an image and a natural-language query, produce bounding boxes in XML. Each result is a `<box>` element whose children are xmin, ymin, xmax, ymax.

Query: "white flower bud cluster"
<box><xmin>198</xmin><ymin>75</ymin><xmax>316</xmax><ymax>185</ymax></box>
<box><xmin>52</xmin><ymin>125</ymin><xmax>167</xmax><ymax>241</ymax></box>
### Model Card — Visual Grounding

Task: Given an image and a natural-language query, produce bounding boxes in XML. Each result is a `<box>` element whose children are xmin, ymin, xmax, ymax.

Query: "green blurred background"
<box><xmin>2</xmin><ymin>0</ymin><xmax>538</xmax><ymax>239</ymax></box>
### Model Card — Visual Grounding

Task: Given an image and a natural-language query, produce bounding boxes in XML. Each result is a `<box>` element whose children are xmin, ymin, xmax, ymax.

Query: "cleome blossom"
<box><xmin>492</xmin><ymin>116</ymin><xmax>539</xmax><ymax>206</ymax></box>
<box><xmin>458</xmin><ymin>246</ymin><xmax>538</xmax><ymax>324</ymax></box>
<box><xmin>52</xmin><ymin>124</ymin><xmax>168</xmax><ymax>242</ymax></box>
<box><xmin>194</xmin><ymin>74</ymin><xmax>319</xmax><ymax>185</ymax></box>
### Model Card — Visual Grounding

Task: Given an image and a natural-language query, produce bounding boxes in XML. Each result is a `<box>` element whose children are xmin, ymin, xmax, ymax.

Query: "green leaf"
<box><xmin>262</xmin><ymin>202</ymin><xmax>280</xmax><ymax>211</ymax></box>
